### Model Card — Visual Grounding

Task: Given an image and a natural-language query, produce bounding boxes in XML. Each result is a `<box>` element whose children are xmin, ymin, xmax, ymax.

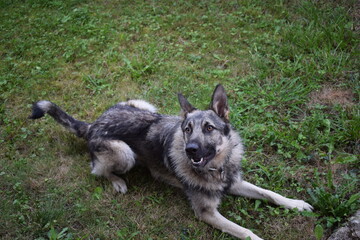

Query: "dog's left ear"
<box><xmin>210</xmin><ymin>84</ymin><xmax>229</xmax><ymax>122</ymax></box>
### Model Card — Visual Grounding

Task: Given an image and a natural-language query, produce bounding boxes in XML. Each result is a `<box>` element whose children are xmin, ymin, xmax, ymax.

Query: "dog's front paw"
<box><xmin>285</xmin><ymin>199</ymin><xmax>313</xmax><ymax>212</ymax></box>
<box><xmin>111</xmin><ymin>178</ymin><xmax>128</xmax><ymax>194</ymax></box>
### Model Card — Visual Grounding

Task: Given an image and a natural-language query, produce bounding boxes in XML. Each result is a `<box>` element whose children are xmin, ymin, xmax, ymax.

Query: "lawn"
<box><xmin>0</xmin><ymin>0</ymin><xmax>359</xmax><ymax>239</ymax></box>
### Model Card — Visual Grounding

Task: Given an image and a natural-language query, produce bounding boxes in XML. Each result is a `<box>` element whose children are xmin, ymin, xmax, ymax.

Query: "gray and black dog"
<box><xmin>29</xmin><ymin>84</ymin><xmax>313</xmax><ymax>240</ymax></box>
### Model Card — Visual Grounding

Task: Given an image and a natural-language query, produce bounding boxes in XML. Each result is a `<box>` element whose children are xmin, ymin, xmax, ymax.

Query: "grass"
<box><xmin>0</xmin><ymin>0</ymin><xmax>359</xmax><ymax>239</ymax></box>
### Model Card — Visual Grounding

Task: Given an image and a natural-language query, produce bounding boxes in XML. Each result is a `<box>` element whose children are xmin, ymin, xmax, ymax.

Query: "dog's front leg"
<box><xmin>198</xmin><ymin>208</ymin><xmax>263</xmax><ymax>240</ymax></box>
<box><xmin>188</xmin><ymin>192</ymin><xmax>263</xmax><ymax>240</ymax></box>
<box><xmin>228</xmin><ymin>176</ymin><xmax>313</xmax><ymax>211</ymax></box>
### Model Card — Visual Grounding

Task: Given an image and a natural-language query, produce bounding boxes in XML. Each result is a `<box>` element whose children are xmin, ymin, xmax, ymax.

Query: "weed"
<box><xmin>307</xmin><ymin>168</ymin><xmax>359</xmax><ymax>228</ymax></box>
<box><xmin>35</xmin><ymin>223</ymin><xmax>73</xmax><ymax>240</ymax></box>
<box><xmin>92</xmin><ymin>186</ymin><xmax>103</xmax><ymax>200</ymax></box>
<box><xmin>83</xmin><ymin>75</ymin><xmax>110</xmax><ymax>94</ymax></box>
<box><xmin>314</xmin><ymin>224</ymin><xmax>324</xmax><ymax>240</ymax></box>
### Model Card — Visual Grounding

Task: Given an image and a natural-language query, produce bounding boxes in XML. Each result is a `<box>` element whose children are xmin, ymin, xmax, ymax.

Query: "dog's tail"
<box><xmin>29</xmin><ymin>100</ymin><xmax>90</xmax><ymax>139</ymax></box>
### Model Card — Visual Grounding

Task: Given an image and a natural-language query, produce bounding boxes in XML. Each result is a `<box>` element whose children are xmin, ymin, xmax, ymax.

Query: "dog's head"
<box><xmin>178</xmin><ymin>84</ymin><xmax>231</xmax><ymax>168</ymax></box>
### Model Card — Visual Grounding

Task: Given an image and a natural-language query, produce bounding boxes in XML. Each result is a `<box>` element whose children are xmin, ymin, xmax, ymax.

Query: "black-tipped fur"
<box><xmin>29</xmin><ymin>104</ymin><xmax>46</xmax><ymax>119</ymax></box>
<box><xmin>29</xmin><ymin>101</ymin><xmax>89</xmax><ymax>139</ymax></box>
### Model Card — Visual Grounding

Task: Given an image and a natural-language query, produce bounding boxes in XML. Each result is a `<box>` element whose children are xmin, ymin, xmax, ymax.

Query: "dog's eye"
<box><xmin>206</xmin><ymin>125</ymin><xmax>214</xmax><ymax>132</ymax></box>
<box><xmin>185</xmin><ymin>127</ymin><xmax>191</xmax><ymax>133</ymax></box>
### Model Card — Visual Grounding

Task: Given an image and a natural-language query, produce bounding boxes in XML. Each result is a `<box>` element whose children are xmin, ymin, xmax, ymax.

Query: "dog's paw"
<box><xmin>285</xmin><ymin>199</ymin><xmax>313</xmax><ymax>212</ymax></box>
<box><xmin>243</xmin><ymin>229</ymin><xmax>264</xmax><ymax>240</ymax></box>
<box><xmin>111</xmin><ymin>179</ymin><xmax>128</xmax><ymax>194</ymax></box>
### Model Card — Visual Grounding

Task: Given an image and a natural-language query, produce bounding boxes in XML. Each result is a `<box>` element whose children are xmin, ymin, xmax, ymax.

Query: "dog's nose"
<box><xmin>185</xmin><ymin>142</ymin><xmax>199</xmax><ymax>155</ymax></box>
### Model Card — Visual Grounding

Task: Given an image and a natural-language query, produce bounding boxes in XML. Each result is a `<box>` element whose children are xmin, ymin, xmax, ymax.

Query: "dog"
<box><xmin>29</xmin><ymin>84</ymin><xmax>313</xmax><ymax>240</ymax></box>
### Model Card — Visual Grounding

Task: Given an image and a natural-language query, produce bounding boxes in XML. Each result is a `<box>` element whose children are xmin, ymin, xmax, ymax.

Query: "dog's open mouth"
<box><xmin>191</xmin><ymin>152</ymin><xmax>215</xmax><ymax>167</ymax></box>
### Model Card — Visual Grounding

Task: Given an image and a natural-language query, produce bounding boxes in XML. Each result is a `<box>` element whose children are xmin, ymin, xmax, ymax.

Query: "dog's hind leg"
<box><xmin>228</xmin><ymin>176</ymin><xmax>313</xmax><ymax>211</ymax></box>
<box><xmin>90</xmin><ymin>140</ymin><xmax>136</xmax><ymax>193</ymax></box>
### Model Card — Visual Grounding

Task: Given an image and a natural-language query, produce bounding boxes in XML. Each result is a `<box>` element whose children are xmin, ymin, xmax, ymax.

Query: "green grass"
<box><xmin>1</xmin><ymin>0</ymin><xmax>359</xmax><ymax>239</ymax></box>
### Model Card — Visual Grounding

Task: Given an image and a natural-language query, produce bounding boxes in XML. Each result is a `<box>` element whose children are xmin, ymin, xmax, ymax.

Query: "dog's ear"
<box><xmin>178</xmin><ymin>93</ymin><xmax>196</xmax><ymax>116</ymax></box>
<box><xmin>210</xmin><ymin>84</ymin><xmax>229</xmax><ymax>122</ymax></box>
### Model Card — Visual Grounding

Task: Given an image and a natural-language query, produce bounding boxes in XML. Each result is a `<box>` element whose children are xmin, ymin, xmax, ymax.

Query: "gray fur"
<box><xmin>30</xmin><ymin>85</ymin><xmax>313</xmax><ymax>240</ymax></box>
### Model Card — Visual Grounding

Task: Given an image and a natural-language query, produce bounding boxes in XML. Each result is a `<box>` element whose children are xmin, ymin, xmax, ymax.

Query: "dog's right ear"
<box><xmin>178</xmin><ymin>93</ymin><xmax>196</xmax><ymax>116</ymax></box>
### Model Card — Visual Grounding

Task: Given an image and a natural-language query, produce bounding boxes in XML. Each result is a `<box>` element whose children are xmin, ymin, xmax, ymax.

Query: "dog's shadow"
<box><xmin>62</xmin><ymin>133</ymin><xmax>189</xmax><ymax>215</ymax></box>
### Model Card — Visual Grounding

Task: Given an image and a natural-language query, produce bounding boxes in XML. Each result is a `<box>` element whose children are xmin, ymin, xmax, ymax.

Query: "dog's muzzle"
<box><xmin>185</xmin><ymin>142</ymin><xmax>215</xmax><ymax>167</ymax></box>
